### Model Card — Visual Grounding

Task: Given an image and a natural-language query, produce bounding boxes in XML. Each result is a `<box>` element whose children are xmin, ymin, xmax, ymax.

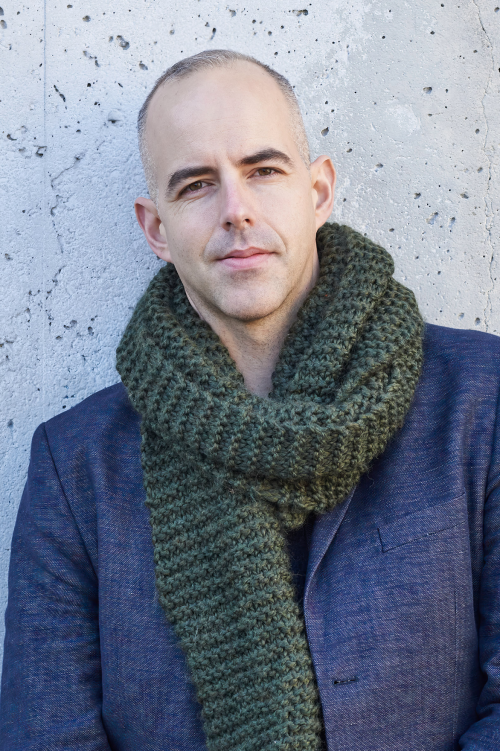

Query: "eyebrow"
<box><xmin>237</xmin><ymin>148</ymin><xmax>293</xmax><ymax>168</ymax></box>
<box><xmin>165</xmin><ymin>148</ymin><xmax>294</xmax><ymax>198</ymax></box>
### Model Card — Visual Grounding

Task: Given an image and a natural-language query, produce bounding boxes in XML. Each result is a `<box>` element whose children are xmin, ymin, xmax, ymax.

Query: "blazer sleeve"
<box><xmin>460</xmin><ymin>394</ymin><xmax>500</xmax><ymax>749</ymax></box>
<box><xmin>0</xmin><ymin>423</ymin><xmax>112</xmax><ymax>750</ymax></box>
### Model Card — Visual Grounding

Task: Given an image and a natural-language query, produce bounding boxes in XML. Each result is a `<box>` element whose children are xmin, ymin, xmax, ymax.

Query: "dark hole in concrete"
<box><xmin>116</xmin><ymin>35</ymin><xmax>130</xmax><ymax>49</ymax></box>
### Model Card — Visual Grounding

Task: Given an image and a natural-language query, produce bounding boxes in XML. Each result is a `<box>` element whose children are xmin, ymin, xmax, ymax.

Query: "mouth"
<box><xmin>217</xmin><ymin>247</ymin><xmax>274</xmax><ymax>270</ymax></box>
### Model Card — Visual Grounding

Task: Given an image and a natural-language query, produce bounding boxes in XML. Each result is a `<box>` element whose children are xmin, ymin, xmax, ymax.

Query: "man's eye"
<box><xmin>185</xmin><ymin>181</ymin><xmax>205</xmax><ymax>192</ymax></box>
<box><xmin>257</xmin><ymin>168</ymin><xmax>275</xmax><ymax>176</ymax></box>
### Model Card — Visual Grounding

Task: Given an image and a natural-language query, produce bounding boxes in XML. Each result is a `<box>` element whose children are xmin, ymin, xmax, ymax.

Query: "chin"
<box><xmin>219</xmin><ymin>295</ymin><xmax>285</xmax><ymax>323</ymax></box>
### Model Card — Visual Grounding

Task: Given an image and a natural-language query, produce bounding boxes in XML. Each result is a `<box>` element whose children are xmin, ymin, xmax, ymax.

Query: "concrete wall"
<box><xmin>1</xmin><ymin>0</ymin><xmax>499</xmax><ymax>663</ymax></box>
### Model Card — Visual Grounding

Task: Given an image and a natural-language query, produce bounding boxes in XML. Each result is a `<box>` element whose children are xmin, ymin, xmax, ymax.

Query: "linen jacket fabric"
<box><xmin>1</xmin><ymin>322</ymin><xmax>500</xmax><ymax>750</ymax></box>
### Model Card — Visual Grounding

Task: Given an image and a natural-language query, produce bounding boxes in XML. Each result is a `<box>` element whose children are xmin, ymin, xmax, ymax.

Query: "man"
<box><xmin>1</xmin><ymin>49</ymin><xmax>499</xmax><ymax>751</ymax></box>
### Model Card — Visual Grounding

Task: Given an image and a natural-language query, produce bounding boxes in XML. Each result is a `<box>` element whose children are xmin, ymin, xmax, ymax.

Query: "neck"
<box><xmin>184</xmin><ymin>254</ymin><xmax>320</xmax><ymax>397</ymax></box>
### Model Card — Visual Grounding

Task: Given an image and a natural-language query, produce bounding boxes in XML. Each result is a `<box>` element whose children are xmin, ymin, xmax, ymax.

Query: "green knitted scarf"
<box><xmin>116</xmin><ymin>223</ymin><xmax>423</xmax><ymax>751</ymax></box>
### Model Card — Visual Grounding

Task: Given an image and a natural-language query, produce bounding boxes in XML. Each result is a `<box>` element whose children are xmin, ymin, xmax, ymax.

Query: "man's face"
<box><xmin>138</xmin><ymin>62</ymin><xmax>335</xmax><ymax>323</ymax></box>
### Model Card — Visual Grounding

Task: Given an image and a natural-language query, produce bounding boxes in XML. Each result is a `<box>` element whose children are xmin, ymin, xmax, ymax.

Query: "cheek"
<box><xmin>161</xmin><ymin>206</ymin><xmax>213</xmax><ymax>267</ymax></box>
<box><xmin>263</xmin><ymin>185</ymin><xmax>316</xmax><ymax>245</ymax></box>
<box><xmin>172</xmin><ymin>198</ymin><xmax>218</xmax><ymax>240</ymax></box>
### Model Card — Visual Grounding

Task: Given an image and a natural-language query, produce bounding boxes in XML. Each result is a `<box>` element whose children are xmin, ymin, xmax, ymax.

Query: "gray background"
<box><xmin>1</xmin><ymin>0</ymin><xmax>499</xmax><ymax>663</ymax></box>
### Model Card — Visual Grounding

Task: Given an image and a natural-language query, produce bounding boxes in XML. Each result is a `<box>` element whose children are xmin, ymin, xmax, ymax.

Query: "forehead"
<box><xmin>144</xmin><ymin>62</ymin><xmax>297</xmax><ymax>170</ymax></box>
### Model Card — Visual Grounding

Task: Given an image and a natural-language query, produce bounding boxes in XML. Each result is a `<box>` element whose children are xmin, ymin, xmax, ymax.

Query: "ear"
<box><xmin>134</xmin><ymin>197</ymin><xmax>172</xmax><ymax>263</ymax></box>
<box><xmin>309</xmin><ymin>156</ymin><xmax>336</xmax><ymax>230</ymax></box>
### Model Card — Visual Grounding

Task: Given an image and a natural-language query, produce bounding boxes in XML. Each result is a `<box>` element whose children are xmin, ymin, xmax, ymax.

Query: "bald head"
<box><xmin>138</xmin><ymin>50</ymin><xmax>310</xmax><ymax>204</ymax></box>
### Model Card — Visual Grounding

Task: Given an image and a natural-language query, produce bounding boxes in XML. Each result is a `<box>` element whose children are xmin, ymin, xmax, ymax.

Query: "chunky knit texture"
<box><xmin>116</xmin><ymin>223</ymin><xmax>423</xmax><ymax>751</ymax></box>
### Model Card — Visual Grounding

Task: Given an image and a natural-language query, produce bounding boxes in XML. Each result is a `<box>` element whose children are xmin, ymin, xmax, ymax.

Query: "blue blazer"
<box><xmin>1</xmin><ymin>323</ymin><xmax>500</xmax><ymax>750</ymax></box>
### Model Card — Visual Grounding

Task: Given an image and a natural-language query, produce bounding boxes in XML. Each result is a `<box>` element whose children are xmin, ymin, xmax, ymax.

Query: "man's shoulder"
<box><xmin>421</xmin><ymin>323</ymin><xmax>500</xmax><ymax>405</ymax></box>
<box><xmin>43</xmin><ymin>381</ymin><xmax>140</xmax><ymax>459</ymax></box>
<box><xmin>424</xmin><ymin>322</ymin><xmax>500</xmax><ymax>368</ymax></box>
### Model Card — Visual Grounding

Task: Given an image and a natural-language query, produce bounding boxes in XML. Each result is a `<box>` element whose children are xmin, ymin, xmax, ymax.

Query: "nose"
<box><xmin>219</xmin><ymin>177</ymin><xmax>254</xmax><ymax>231</ymax></box>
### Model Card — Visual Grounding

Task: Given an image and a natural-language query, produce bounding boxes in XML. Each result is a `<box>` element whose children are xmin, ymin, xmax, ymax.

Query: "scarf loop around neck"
<box><xmin>116</xmin><ymin>223</ymin><xmax>423</xmax><ymax>751</ymax></box>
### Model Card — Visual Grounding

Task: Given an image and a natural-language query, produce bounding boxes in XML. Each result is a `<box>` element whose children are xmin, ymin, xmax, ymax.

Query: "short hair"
<box><xmin>137</xmin><ymin>49</ymin><xmax>310</xmax><ymax>205</ymax></box>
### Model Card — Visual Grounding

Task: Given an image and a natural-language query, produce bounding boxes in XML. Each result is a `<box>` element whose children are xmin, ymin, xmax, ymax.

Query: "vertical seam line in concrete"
<box><xmin>471</xmin><ymin>0</ymin><xmax>495</xmax><ymax>333</ymax></box>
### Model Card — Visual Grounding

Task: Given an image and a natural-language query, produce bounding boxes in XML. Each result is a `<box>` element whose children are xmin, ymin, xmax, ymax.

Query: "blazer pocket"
<box><xmin>378</xmin><ymin>495</ymin><xmax>466</xmax><ymax>552</ymax></box>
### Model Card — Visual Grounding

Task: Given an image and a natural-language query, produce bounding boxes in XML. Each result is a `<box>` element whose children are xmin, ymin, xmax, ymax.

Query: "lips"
<box><xmin>217</xmin><ymin>247</ymin><xmax>273</xmax><ymax>270</ymax></box>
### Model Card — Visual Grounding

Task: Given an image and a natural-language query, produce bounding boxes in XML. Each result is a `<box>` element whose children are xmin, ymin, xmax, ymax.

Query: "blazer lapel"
<box><xmin>304</xmin><ymin>487</ymin><xmax>356</xmax><ymax>608</ymax></box>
